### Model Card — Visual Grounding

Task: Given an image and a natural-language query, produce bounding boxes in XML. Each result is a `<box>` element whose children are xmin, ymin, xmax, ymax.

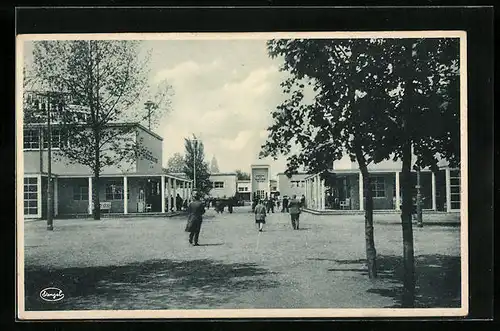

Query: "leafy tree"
<box><xmin>183</xmin><ymin>135</ymin><xmax>212</xmax><ymax>196</ymax></box>
<box><xmin>379</xmin><ymin>38</ymin><xmax>460</xmax><ymax>306</ymax></box>
<box><xmin>166</xmin><ymin>152</ymin><xmax>186</xmax><ymax>173</ymax></box>
<box><xmin>210</xmin><ymin>156</ymin><xmax>220</xmax><ymax>173</ymax></box>
<box><xmin>235</xmin><ymin>169</ymin><xmax>251</xmax><ymax>180</ymax></box>
<box><xmin>27</xmin><ymin>40</ymin><xmax>173</xmax><ymax>220</ymax></box>
<box><xmin>262</xmin><ymin>38</ymin><xmax>390</xmax><ymax>279</ymax></box>
<box><xmin>262</xmin><ymin>37</ymin><xmax>460</xmax><ymax>307</ymax></box>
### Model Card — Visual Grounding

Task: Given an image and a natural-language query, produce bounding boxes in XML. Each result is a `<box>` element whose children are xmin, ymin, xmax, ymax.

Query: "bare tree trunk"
<box><xmin>401</xmin><ymin>140</ymin><xmax>415</xmax><ymax>307</ymax></box>
<box><xmin>93</xmin><ymin>128</ymin><xmax>101</xmax><ymax>220</ymax></box>
<box><xmin>354</xmin><ymin>143</ymin><xmax>377</xmax><ymax>279</ymax></box>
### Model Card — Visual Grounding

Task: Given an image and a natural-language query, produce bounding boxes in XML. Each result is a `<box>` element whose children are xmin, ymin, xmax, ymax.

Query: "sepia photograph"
<box><xmin>16</xmin><ymin>31</ymin><xmax>467</xmax><ymax>319</ymax></box>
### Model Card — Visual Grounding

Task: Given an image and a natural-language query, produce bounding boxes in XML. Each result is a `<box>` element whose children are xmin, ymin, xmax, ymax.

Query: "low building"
<box><xmin>208</xmin><ymin>173</ymin><xmax>237</xmax><ymax>199</ymax></box>
<box><xmin>250</xmin><ymin>164</ymin><xmax>271</xmax><ymax>201</ymax></box>
<box><xmin>236</xmin><ymin>180</ymin><xmax>251</xmax><ymax>201</ymax></box>
<box><xmin>304</xmin><ymin>154</ymin><xmax>461</xmax><ymax>213</ymax></box>
<box><xmin>22</xmin><ymin>92</ymin><xmax>193</xmax><ymax>219</ymax></box>
<box><xmin>277</xmin><ymin>172</ymin><xmax>308</xmax><ymax>199</ymax></box>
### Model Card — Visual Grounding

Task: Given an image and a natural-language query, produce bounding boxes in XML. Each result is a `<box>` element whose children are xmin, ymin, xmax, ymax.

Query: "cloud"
<box><xmin>151</xmin><ymin>40</ymin><xmax>290</xmax><ymax>177</ymax></box>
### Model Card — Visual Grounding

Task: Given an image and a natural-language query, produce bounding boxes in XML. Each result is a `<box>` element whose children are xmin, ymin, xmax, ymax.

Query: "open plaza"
<box><xmin>23</xmin><ymin>207</ymin><xmax>461</xmax><ymax>311</ymax></box>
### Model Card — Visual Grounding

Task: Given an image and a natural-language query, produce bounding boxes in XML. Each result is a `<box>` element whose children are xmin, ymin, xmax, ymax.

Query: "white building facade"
<box><xmin>304</xmin><ymin>154</ymin><xmax>461</xmax><ymax>213</ymax></box>
<box><xmin>208</xmin><ymin>173</ymin><xmax>238</xmax><ymax>198</ymax></box>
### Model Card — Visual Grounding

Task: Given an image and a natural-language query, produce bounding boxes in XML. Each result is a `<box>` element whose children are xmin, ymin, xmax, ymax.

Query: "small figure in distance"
<box><xmin>185</xmin><ymin>191</ymin><xmax>206</xmax><ymax>246</ymax></box>
<box><xmin>288</xmin><ymin>194</ymin><xmax>302</xmax><ymax>230</ymax></box>
<box><xmin>254</xmin><ymin>199</ymin><xmax>267</xmax><ymax>232</ymax></box>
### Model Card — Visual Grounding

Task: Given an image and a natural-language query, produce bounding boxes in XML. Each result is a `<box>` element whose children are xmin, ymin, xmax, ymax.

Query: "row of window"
<box><xmin>211</xmin><ymin>181</ymin><xmax>224</xmax><ymax>188</ymax></box>
<box><xmin>72</xmin><ymin>183</ymin><xmax>131</xmax><ymax>201</ymax></box>
<box><xmin>24</xmin><ymin>129</ymin><xmax>64</xmax><ymax>149</ymax></box>
<box><xmin>238</xmin><ymin>186</ymin><xmax>249</xmax><ymax>192</ymax></box>
<box><xmin>25</xmin><ymin>94</ymin><xmax>64</xmax><ymax>112</ymax></box>
<box><xmin>290</xmin><ymin>180</ymin><xmax>305</xmax><ymax>188</ymax></box>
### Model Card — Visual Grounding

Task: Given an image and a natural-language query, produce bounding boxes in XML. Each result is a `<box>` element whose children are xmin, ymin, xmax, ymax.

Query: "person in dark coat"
<box><xmin>215</xmin><ymin>199</ymin><xmax>224</xmax><ymax>213</ymax></box>
<box><xmin>227</xmin><ymin>197</ymin><xmax>234</xmax><ymax>214</ymax></box>
<box><xmin>300</xmin><ymin>195</ymin><xmax>306</xmax><ymax>208</ymax></box>
<box><xmin>170</xmin><ymin>196</ymin><xmax>174</xmax><ymax>212</ymax></box>
<box><xmin>282</xmin><ymin>196</ymin><xmax>289</xmax><ymax>213</ymax></box>
<box><xmin>288</xmin><ymin>194</ymin><xmax>302</xmax><ymax>230</ymax></box>
<box><xmin>266</xmin><ymin>197</ymin><xmax>274</xmax><ymax>213</ymax></box>
<box><xmin>185</xmin><ymin>192</ymin><xmax>206</xmax><ymax>246</ymax></box>
<box><xmin>176</xmin><ymin>194</ymin><xmax>183</xmax><ymax>211</ymax></box>
<box><xmin>254</xmin><ymin>199</ymin><xmax>267</xmax><ymax>232</ymax></box>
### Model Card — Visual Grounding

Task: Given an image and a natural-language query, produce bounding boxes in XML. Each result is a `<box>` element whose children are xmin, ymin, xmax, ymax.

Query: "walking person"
<box><xmin>185</xmin><ymin>192</ymin><xmax>206</xmax><ymax>246</ymax></box>
<box><xmin>254</xmin><ymin>199</ymin><xmax>267</xmax><ymax>232</ymax></box>
<box><xmin>289</xmin><ymin>194</ymin><xmax>302</xmax><ymax>230</ymax></box>
<box><xmin>282</xmin><ymin>196</ymin><xmax>289</xmax><ymax>213</ymax></box>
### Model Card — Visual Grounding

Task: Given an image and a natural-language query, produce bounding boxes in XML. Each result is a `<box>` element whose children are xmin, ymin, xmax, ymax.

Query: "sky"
<box><xmin>23</xmin><ymin>38</ymin><xmax>294</xmax><ymax>178</ymax></box>
<box><xmin>144</xmin><ymin>39</ymin><xmax>291</xmax><ymax>178</ymax></box>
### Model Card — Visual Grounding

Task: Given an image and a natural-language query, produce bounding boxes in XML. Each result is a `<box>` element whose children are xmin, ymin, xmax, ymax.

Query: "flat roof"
<box><xmin>209</xmin><ymin>172</ymin><xmax>237</xmax><ymax>176</ymax></box>
<box><xmin>24</xmin><ymin>122</ymin><xmax>164</xmax><ymax>141</ymax></box>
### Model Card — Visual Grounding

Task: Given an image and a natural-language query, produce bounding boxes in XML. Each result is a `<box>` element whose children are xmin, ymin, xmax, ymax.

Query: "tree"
<box><xmin>183</xmin><ymin>135</ymin><xmax>212</xmax><ymax>196</ymax></box>
<box><xmin>262</xmin><ymin>37</ymin><xmax>460</xmax><ymax>307</ymax></box>
<box><xmin>235</xmin><ymin>169</ymin><xmax>251</xmax><ymax>180</ymax></box>
<box><xmin>210</xmin><ymin>156</ymin><xmax>220</xmax><ymax>173</ymax></box>
<box><xmin>166</xmin><ymin>152</ymin><xmax>186</xmax><ymax>173</ymax></box>
<box><xmin>262</xmin><ymin>38</ymin><xmax>392</xmax><ymax>279</ymax></box>
<box><xmin>380</xmin><ymin>38</ymin><xmax>460</xmax><ymax>306</ymax></box>
<box><xmin>28</xmin><ymin>40</ymin><xmax>173</xmax><ymax>220</ymax></box>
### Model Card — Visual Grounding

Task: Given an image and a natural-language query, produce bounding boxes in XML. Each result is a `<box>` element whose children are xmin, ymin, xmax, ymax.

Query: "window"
<box><xmin>106</xmin><ymin>183</ymin><xmax>124</xmax><ymax>200</ymax></box>
<box><xmin>291</xmin><ymin>180</ymin><xmax>305</xmax><ymax>188</ymax></box>
<box><xmin>23</xmin><ymin>129</ymin><xmax>40</xmax><ymax>149</ymax></box>
<box><xmin>450</xmin><ymin>170</ymin><xmax>460</xmax><ymax>210</ymax></box>
<box><xmin>24</xmin><ymin>177</ymin><xmax>38</xmax><ymax>215</ymax></box>
<box><xmin>256</xmin><ymin>190</ymin><xmax>265</xmax><ymax>200</ymax></box>
<box><xmin>73</xmin><ymin>186</ymin><xmax>88</xmax><ymax>201</ymax></box>
<box><xmin>370</xmin><ymin>177</ymin><xmax>386</xmax><ymax>197</ymax></box>
<box><xmin>238</xmin><ymin>186</ymin><xmax>249</xmax><ymax>192</ymax></box>
<box><xmin>214</xmin><ymin>181</ymin><xmax>224</xmax><ymax>188</ymax></box>
<box><xmin>42</xmin><ymin>129</ymin><xmax>62</xmax><ymax>149</ymax></box>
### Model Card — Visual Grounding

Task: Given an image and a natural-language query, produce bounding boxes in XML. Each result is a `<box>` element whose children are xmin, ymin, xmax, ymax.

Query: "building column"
<box><xmin>166</xmin><ymin>177</ymin><xmax>172</xmax><ymax>212</ymax></box>
<box><xmin>431</xmin><ymin>171</ymin><xmax>437</xmax><ymax>211</ymax></box>
<box><xmin>305</xmin><ymin>178</ymin><xmax>309</xmax><ymax>208</ymax></box>
<box><xmin>53</xmin><ymin>177</ymin><xmax>59</xmax><ymax>216</ymax></box>
<box><xmin>123</xmin><ymin>176</ymin><xmax>128</xmax><ymax>214</ymax></box>
<box><xmin>359</xmin><ymin>172</ymin><xmax>364</xmax><ymax>211</ymax></box>
<box><xmin>395</xmin><ymin>171</ymin><xmax>401</xmax><ymax>211</ymax></box>
<box><xmin>88</xmin><ymin>176</ymin><xmax>93</xmax><ymax>215</ymax></box>
<box><xmin>320</xmin><ymin>178</ymin><xmax>326</xmax><ymax>210</ymax></box>
<box><xmin>161</xmin><ymin>175</ymin><xmax>165</xmax><ymax>213</ymax></box>
<box><xmin>310</xmin><ymin>178</ymin><xmax>314</xmax><ymax>209</ymax></box>
<box><xmin>173</xmin><ymin>179</ymin><xmax>177</xmax><ymax>211</ymax></box>
<box><xmin>316</xmin><ymin>174</ymin><xmax>320</xmax><ymax>210</ymax></box>
<box><xmin>445</xmin><ymin>168</ymin><xmax>451</xmax><ymax>212</ymax></box>
<box><xmin>37</xmin><ymin>174</ymin><xmax>42</xmax><ymax>219</ymax></box>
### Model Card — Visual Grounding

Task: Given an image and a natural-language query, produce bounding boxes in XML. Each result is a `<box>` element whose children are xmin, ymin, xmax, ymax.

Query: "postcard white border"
<box><xmin>16</xmin><ymin>31</ymin><xmax>469</xmax><ymax>320</ymax></box>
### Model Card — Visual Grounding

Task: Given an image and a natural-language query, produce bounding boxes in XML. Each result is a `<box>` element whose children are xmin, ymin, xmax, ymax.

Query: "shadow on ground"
<box><xmin>327</xmin><ymin>254</ymin><xmax>461</xmax><ymax>308</ymax></box>
<box><xmin>25</xmin><ymin>259</ymin><xmax>279</xmax><ymax>310</ymax></box>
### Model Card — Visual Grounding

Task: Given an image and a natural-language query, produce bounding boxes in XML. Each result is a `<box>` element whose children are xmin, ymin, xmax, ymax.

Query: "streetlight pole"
<box><xmin>193</xmin><ymin>138</ymin><xmax>198</xmax><ymax>191</ymax></box>
<box><xmin>46</xmin><ymin>93</ymin><xmax>53</xmax><ymax>231</ymax></box>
